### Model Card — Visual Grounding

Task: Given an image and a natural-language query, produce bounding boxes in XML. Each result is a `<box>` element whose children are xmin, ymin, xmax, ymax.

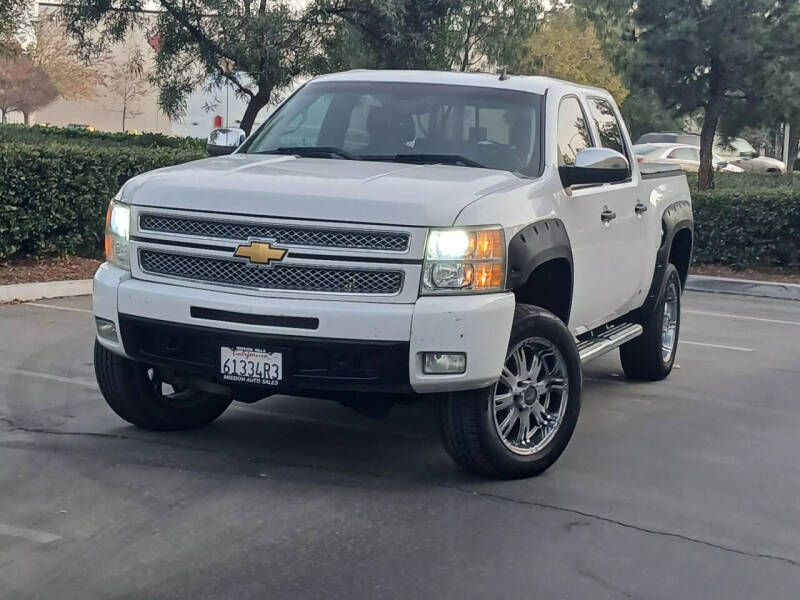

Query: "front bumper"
<box><xmin>94</xmin><ymin>263</ymin><xmax>515</xmax><ymax>394</ymax></box>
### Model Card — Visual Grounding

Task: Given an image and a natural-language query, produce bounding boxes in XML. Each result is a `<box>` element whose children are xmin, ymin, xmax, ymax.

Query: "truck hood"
<box><xmin>120</xmin><ymin>154</ymin><xmax>528</xmax><ymax>227</ymax></box>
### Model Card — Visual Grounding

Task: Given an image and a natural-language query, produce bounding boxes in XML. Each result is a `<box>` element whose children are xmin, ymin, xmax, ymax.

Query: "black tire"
<box><xmin>620</xmin><ymin>262</ymin><xmax>681</xmax><ymax>381</ymax></box>
<box><xmin>94</xmin><ymin>340</ymin><xmax>232</xmax><ymax>430</ymax></box>
<box><xmin>439</xmin><ymin>304</ymin><xmax>582</xmax><ymax>479</ymax></box>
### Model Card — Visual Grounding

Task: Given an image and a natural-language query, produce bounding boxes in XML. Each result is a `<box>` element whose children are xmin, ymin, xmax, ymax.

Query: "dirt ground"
<box><xmin>690</xmin><ymin>263</ymin><xmax>800</xmax><ymax>284</ymax></box>
<box><xmin>0</xmin><ymin>255</ymin><xmax>102</xmax><ymax>285</ymax></box>
<box><xmin>1</xmin><ymin>255</ymin><xmax>798</xmax><ymax>286</ymax></box>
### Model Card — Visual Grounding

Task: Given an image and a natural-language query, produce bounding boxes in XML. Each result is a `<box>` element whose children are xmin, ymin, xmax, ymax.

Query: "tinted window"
<box><xmin>668</xmin><ymin>148</ymin><xmax>698</xmax><ymax>161</ymax></box>
<box><xmin>245</xmin><ymin>81</ymin><xmax>543</xmax><ymax>176</ymax></box>
<box><xmin>632</xmin><ymin>144</ymin><xmax>664</xmax><ymax>156</ymax></box>
<box><xmin>557</xmin><ymin>97</ymin><xmax>592</xmax><ymax>167</ymax></box>
<box><xmin>587</xmin><ymin>98</ymin><xmax>627</xmax><ymax>157</ymax></box>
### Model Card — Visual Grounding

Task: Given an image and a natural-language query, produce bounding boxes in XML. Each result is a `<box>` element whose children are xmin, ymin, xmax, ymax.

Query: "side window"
<box><xmin>557</xmin><ymin>97</ymin><xmax>592</xmax><ymax>167</ymax></box>
<box><xmin>586</xmin><ymin>97</ymin><xmax>628</xmax><ymax>158</ymax></box>
<box><xmin>668</xmin><ymin>148</ymin><xmax>696</xmax><ymax>160</ymax></box>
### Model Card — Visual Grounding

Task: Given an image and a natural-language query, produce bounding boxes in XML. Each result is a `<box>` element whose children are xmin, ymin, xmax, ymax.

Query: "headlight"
<box><xmin>422</xmin><ymin>226</ymin><xmax>505</xmax><ymax>294</ymax></box>
<box><xmin>105</xmin><ymin>200</ymin><xmax>130</xmax><ymax>268</ymax></box>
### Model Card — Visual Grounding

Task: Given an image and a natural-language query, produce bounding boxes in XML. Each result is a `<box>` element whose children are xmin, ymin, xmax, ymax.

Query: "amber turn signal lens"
<box><xmin>473</xmin><ymin>263</ymin><xmax>504</xmax><ymax>289</ymax></box>
<box><xmin>473</xmin><ymin>230</ymin><xmax>503</xmax><ymax>259</ymax></box>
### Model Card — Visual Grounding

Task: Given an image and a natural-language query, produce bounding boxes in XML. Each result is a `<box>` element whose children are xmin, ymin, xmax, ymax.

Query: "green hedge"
<box><xmin>1</xmin><ymin>140</ymin><xmax>798</xmax><ymax>268</ymax></box>
<box><xmin>0</xmin><ymin>142</ymin><xmax>204</xmax><ymax>259</ymax></box>
<box><xmin>0</xmin><ymin>124</ymin><xmax>205</xmax><ymax>150</ymax></box>
<box><xmin>689</xmin><ymin>174</ymin><xmax>799</xmax><ymax>267</ymax></box>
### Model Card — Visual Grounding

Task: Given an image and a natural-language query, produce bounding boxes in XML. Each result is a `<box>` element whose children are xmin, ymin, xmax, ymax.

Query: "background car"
<box><xmin>633</xmin><ymin>143</ymin><xmax>745</xmax><ymax>173</ymax></box>
<box><xmin>635</xmin><ymin>132</ymin><xmax>786</xmax><ymax>174</ymax></box>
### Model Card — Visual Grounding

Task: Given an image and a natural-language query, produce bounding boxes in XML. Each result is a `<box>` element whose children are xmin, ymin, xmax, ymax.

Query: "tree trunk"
<box><xmin>122</xmin><ymin>104</ymin><xmax>127</xmax><ymax>133</ymax></box>
<box><xmin>23</xmin><ymin>111</ymin><xmax>30</xmax><ymax>126</ymax></box>
<box><xmin>698</xmin><ymin>97</ymin><xmax>721</xmax><ymax>190</ymax></box>
<box><xmin>239</xmin><ymin>86</ymin><xmax>273</xmax><ymax>135</ymax></box>
<box><xmin>787</xmin><ymin>124</ymin><xmax>800</xmax><ymax>176</ymax></box>
<box><xmin>1</xmin><ymin>109</ymin><xmax>6</xmax><ymax>124</ymax></box>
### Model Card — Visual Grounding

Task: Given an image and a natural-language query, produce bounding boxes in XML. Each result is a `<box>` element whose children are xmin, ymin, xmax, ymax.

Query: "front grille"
<box><xmin>139</xmin><ymin>214</ymin><xmax>410</xmax><ymax>252</ymax></box>
<box><xmin>139</xmin><ymin>250</ymin><xmax>403</xmax><ymax>294</ymax></box>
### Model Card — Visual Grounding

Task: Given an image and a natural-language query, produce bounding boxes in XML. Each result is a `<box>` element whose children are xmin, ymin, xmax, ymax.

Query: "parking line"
<box><xmin>680</xmin><ymin>340</ymin><xmax>753</xmax><ymax>352</ymax></box>
<box><xmin>24</xmin><ymin>302</ymin><xmax>93</xmax><ymax>314</ymax></box>
<box><xmin>0</xmin><ymin>367</ymin><xmax>97</xmax><ymax>388</ymax></box>
<box><xmin>684</xmin><ymin>309</ymin><xmax>800</xmax><ymax>326</ymax></box>
<box><xmin>0</xmin><ymin>523</ymin><xmax>61</xmax><ymax>544</ymax></box>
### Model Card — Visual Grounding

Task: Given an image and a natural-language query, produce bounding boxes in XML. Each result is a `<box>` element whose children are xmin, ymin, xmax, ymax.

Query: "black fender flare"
<box><xmin>505</xmin><ymin>218</ymin><xmax>574</xmax><ymax>315</ymax></box>
<box><xmin>641</xmin><ymin>200</ymin><xmax>694</xmax><ymax>313</ymax></box>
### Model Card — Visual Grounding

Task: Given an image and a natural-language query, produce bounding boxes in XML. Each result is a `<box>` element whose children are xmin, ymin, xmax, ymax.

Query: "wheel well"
<box><xmin>668</xmin><ymin>228</ymin><xmax>692</xmax><ymax>289</ymax></box>
<box><xmin>513</xmin><ymin>258</ymin><xmax>572</xmax><ymax>324</ymax></box>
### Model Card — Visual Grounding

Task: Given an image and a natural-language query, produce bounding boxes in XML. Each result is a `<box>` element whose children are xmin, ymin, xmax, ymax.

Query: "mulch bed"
<box><xmin>1</xmin><ymin>254</ymin><xmax>798</xmax><ymax>287</ymax></box>
<box><xmin>0</xmin><ymin>255</ymin><xmax>102</xmax><ymax>285</ymax></box>
<box><xmin>691</xmin><ymin>264</ymin><xmax>800</xmax><ymax>285</ymax></box>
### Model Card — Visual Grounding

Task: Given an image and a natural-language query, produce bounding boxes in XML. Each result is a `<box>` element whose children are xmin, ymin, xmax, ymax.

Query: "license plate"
<box><xmin>220</xmin><ymin>346</ymin><xmax>282</xmax><ymax>386</ymax></box>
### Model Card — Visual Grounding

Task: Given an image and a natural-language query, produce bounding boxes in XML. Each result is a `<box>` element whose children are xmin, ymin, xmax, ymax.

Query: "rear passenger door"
<box><xmin>566</xmin><ymin>96</ymin><xmax>643</xmax><ymax>326</ymax></box>
<box><xmin>585</xmin><ymin>96</ymin><xmax>651</xmax><ymax>316</ymax></box>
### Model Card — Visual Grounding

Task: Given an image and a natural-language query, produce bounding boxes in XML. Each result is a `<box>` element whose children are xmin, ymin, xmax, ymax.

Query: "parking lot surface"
<box><xmin>1</xmin><ymin>291</ymin><xmax>799</xmax><ymax>599</ymax></box>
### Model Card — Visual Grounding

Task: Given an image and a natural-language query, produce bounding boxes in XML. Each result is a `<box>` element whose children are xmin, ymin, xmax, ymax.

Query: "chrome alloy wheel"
<box><xmin>492</xmin><ymin>337</ymin><xmax>569</xmax><ymax>456</ymax></box>
<box><xmin>661</xmin><ymin>279</ymin><xmax>679</xmax><ymax>362</ymax></box>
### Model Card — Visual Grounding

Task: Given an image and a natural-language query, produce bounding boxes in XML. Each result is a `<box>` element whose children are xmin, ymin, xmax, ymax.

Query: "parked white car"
<box><xmin>636</xmin><ymin>133</ymin><xmax>786</xmax><ymax>174</ymax></box>
<box><xmin>633</xmin><ymin>143</ymin><xmax>744</xmax><ymax>173</ymax></box>
<box><xmin>94</xmin><ymin>71</ymin><xmax>693</xmax><ymax>478</ymax></box>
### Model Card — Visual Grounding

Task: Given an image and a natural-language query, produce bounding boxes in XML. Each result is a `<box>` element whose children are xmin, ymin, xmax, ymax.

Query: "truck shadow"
<box><xmin>124</xmin><ymin>394</ymin><xmax>464</xmax><ymax>483</ymax></box>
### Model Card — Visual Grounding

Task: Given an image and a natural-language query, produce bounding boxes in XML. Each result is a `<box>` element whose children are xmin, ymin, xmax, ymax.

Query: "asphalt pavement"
<box><xmin>1</xmin><ymin>291</ymin><xmax>799</xmax><ymax>599</ymax></box>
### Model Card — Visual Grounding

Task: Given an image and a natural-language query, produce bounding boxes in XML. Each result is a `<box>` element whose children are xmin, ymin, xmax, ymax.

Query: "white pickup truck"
<box><xmin>94</xmin><ymin>70</ymin><xmax>693</xmax><ymax>478</ymax></box>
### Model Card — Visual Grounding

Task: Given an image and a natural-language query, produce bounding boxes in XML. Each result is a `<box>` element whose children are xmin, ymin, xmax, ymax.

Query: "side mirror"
<box><xmin>207</xmin><ymin>127</ymin><xmax>246</xmax><ymax>156</ymax></box>
<box><xmin>559</xmin><ymin>148</ymin><xmax>630</xmax><ymax>188</ymax></box>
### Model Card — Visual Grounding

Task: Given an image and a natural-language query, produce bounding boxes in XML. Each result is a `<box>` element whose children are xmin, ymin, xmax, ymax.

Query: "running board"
<box><xmin>577</xmin><ymin>323</ymin><xmax>643</xmax><ymax>364</ymax></box>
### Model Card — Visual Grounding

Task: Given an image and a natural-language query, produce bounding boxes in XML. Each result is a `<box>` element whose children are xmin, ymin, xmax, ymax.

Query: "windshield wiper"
<box><xmin>361</xmin><ymin>153</ymin><xmax>488</xmax><ymax>169</ymax></box>
<box><xmin>254</xmin><ymin>146</ymin><xmax>356</xmax><ymax>160</ymax></box>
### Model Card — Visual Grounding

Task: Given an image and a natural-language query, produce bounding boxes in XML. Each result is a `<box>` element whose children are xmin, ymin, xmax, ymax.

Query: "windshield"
<box><xmin>716</xmin><ymin>137</ymin><xmax>757</xmax><ymax>156</ymax></box>
<box><xmin>242</xmin><ymin>81</ymin><xmax>543</xmax><ymax>176</ymax></box>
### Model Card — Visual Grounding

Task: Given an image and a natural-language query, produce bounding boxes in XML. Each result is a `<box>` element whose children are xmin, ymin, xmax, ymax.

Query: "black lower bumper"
<box><xmin>118</xmin><ymin>314</ymin><xmax>412</xmax><ymax>394</ymax></box>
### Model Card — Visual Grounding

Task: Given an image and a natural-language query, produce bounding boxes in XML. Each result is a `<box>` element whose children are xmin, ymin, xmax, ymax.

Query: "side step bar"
<box><xmin>577</xmin><ymin>323</ymin><xmax>643</xmax><ymax>364</ymax></box>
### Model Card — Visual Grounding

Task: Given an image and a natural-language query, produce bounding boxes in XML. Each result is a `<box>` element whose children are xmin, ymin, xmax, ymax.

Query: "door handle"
<box><xmin>635</xmin><ymin>200</ymin><xmax>648</xmax><ymax>214</ymax></box>
<box><xmin>600</xmin><ymin>207</ymin><xmax>617</xmax><ymax>222</ymax></box>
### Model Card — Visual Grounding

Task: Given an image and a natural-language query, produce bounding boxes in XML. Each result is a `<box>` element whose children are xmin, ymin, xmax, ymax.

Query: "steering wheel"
<box><xmin>473</xmin><ymin>140</ymin><xmax>525</xmax><ymax>172</ymax></box>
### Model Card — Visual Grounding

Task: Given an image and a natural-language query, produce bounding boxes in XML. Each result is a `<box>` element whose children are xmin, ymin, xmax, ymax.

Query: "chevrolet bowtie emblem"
<box><xmin>234</xmin><ymin>241</ymin><xmax>287</xmax><ymax>265</ymax></box>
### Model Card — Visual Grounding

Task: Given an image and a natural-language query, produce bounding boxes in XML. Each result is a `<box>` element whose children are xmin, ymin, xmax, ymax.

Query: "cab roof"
<box><xmin>311</xmin><ymin>70</ymin><xmax>614</xmax><ymax>100</ymax></box>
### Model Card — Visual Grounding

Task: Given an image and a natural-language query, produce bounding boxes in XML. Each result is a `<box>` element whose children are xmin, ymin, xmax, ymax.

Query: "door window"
<box><xmin>557</xmin><ymin>97</ymin><xmax>592</xmax><ymax>167</ymax></box>
<box><xmin>668</xmin><ymin>148</ymin><xmax>697</xmax><ymax>161</ymax></box>
<box><xmin>587</xmin><ymin>98</ymin><xmax>628</xmax><ymax>158</ymax></box>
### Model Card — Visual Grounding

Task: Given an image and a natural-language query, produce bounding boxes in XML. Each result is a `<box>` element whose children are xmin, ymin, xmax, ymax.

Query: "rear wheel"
<box><xmin>439</xmin><ymin>305</ymin><xmax>582</xmax><ymax>479</ymax></box>
<box><xmin>94</xmin><ymin>341</ymin><xmax>232</xmax><ymax>430</ymax></box>
<box><xmin>620</xmin><ymin>263</ymin><xmax>681</xmax><ymax>381</ymax></box>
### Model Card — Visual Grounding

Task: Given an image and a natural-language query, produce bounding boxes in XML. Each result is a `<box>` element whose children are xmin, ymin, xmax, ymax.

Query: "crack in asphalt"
<box><xmin>2</xmin><ymin>416</ymin><xmax>799</xmax><ymax>570</ymax></box>
<box><xmin>448</xmin><ymin>485</ymin><xmax>800</xmax><ymax>569</ymax></box>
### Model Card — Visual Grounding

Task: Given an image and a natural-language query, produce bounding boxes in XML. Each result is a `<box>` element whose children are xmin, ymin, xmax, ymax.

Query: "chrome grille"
<box><xmin>139</xmin><ymin>250</ymin><xmax>403</xmax><ymax>294</ymax></box>
<box><xmin>139</xmin><ymin>214</ymin><xmax>410</xmax><ymax>252</ymax></box>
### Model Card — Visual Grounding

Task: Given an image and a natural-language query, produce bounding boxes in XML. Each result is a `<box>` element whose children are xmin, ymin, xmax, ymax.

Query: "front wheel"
<box><xmin>620</xmin><ymin>262</ymin><xmax>681</xmax><ymax>381</ymax></box>
<box><xmin>94</xmin><ymin>341</ymin><xmax>232</xmax><ymax>430</ymax></box>
<box><xmin>439</xmin><ymin>305</ymin><xmax>582</xmax><ymax>479</ymax></box>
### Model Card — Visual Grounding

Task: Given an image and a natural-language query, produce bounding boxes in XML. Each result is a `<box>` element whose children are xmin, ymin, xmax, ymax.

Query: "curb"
<box><xmin>0</xmin><ymin>279</ymin><xmax>93</xmax><ymax>304</ymax></box>
<box><xmin>685</xmin><ymin>274</ymin><xmax>800</xmax><ymax>302</ymax></box>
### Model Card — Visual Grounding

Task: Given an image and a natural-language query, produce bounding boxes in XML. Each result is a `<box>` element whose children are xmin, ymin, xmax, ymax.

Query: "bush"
<box><xmin>0</xmin><ymin>124</ymin><xmax>205</xmax><ymax>150</ymax></box>
<box><xmin>0</xmin><ymin>141</ymin><xmax>204</xmax><ymax>259</ymax></box>
<box><xmin>688</xmin><ymin>174</ymin><xmax>800</xmax><ymax>267</ymax></box>
<box><xmin>1</xmin><ymin>140</ymin><xmax>797</xmax><ymax>270</ymax></box>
